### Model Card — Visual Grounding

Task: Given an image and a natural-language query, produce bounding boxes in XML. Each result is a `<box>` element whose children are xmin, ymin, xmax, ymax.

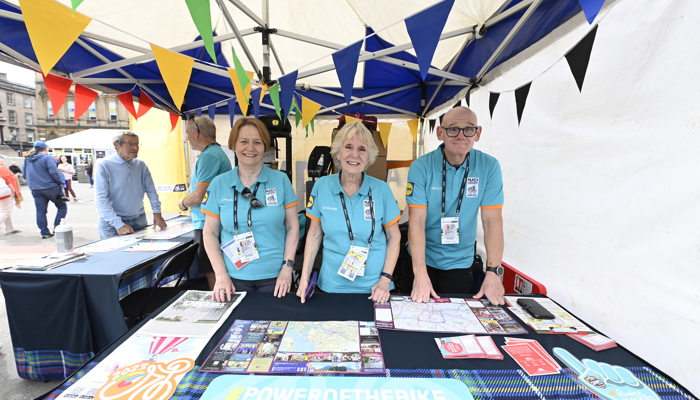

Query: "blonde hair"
<box><xmin>228</xmin><ymin>118</ymin><xmax>271</xmax><ymax>151</ymax></box>
<box><xmin>330</xmin><ymin>121</ymin><xmax>378</xmax><ymax>168</ymax></box>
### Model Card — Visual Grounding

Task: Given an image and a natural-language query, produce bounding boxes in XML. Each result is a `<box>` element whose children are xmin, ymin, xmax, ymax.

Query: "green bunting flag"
<box><xmin>185</xmin><ymin>0</ymin><xmax>217</xmax><ymax>63</ymax></box>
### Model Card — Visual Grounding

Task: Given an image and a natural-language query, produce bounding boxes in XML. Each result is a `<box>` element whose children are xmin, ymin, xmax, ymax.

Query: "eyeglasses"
<box><xmin>442</xmin><ymin>126</ymin><xmax>479</xmax><ymax>138</ymax></box>
<box><xmin>189</xmin><ymin>115</ymin><xmax>200</xmax><ymax>133</ymax></box>
<box><xmin>122</xmin><ymin>141</ymin><xmax>140</xmax><ymax>148</ymax></box>
<box><xmin>241</xmin><ymin>186</ymin><xmax>264</xmax><ymax>209</ymax></box>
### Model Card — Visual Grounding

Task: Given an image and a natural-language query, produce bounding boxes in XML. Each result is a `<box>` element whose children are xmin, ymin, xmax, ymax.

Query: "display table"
<box><xmin>0</xmin><ymin>231</ymin><xmax>194</xmax><ymax>381</ymax></box>
<box><xmin>40</xmin><ymin>292</ymin><xmax>696</xmax><ymax>400</ymax></box>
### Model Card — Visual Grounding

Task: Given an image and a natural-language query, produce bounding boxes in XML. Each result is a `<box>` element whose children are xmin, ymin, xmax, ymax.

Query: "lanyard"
<box><xmin>441</xmin><ymin>151</ymin><xmax>470</xmax><ymax>217</ymax></box>
<box><xmin>233</xmin><ymin>182</ymin><xmax>260</xmax><ymax>234</ymax></box>
<box><xmin>339</xmin><ymin>187</ymin><xmax>375</xmax><ymax>246</ymax></box>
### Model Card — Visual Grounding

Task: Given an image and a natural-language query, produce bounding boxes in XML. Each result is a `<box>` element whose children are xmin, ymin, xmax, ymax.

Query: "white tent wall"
<box><xmin>458</xmin><ymin>0</ymin><xmax>698</xmax><ymax>394</ymax></box>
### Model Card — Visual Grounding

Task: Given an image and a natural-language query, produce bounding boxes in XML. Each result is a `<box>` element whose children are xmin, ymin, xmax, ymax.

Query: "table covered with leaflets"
<box><xmin>0</xmin><ymin>217</ymin><xmax>195</xmax><ymax>381</ymax></box>
<box><xmin>39</xmin><ymin>291</ymin><xmax>696</xmax><ymax>400</ymax></box>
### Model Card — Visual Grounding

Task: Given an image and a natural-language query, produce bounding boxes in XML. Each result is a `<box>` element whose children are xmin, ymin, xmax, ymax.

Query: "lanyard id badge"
<box><xmin>338</xmin><ymin>245</ymin><xmax>369</xmax><ymax>281</ymax></box>
<box><xmin>221</xmin><ymin>231</ymin><xmax>260</xmax><ymax>269</ymax></box>
<box><xmin>441</xmin><ymin>217</ymin><xmax>460</xmax><ymax>244</ymax></box>
<box><xmin>265</xmin><ymin>188</ymin><xmax>278</xmax><ymax>206</ymax></box>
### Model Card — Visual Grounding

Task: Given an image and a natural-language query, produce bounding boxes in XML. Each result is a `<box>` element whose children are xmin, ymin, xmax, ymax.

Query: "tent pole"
<box><xmin>216</xmin><ymin>0</ymin><xmax>262</xmax><ymax>80</ymax></box>
<box><xmin>268</xmin><ymin>39</ymin><xmax>286</xmax><ymax>77</ymax></box>
<box><xmin>261</xmin><ymin>0</ymin><xmax>271</xmax><ymax>83</ymax></box>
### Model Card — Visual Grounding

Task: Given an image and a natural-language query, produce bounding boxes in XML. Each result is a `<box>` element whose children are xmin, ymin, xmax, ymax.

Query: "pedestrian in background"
<box><xmin>58</xmin><ymin>156</ymin><xmax>78</xmax><ymax>201</ymax></box>
<box><xmin>0</xmin><ymin>155</ymin><xmax>22</xmax><ymax>235</ymax></box>
<box><xmin>85</xmin><ymin>159</ymin><xmax>95</xmax><ymax>188</ymax></box>
<box><xmin>22</xmin><ymin>141</ymin><xmax>66</xmax><ymax>238</ymax></box>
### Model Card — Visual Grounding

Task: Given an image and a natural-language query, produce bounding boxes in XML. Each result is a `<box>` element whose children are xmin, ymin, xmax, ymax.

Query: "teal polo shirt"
<box><xmin>306</xmin><ymin>173</ymin><xmax>401</xmax><ymax>293</ymax></box>
<box><xmin>190</xmin><ymin>143</ymin><xmax>231</xmax><ymax>230</ymax></box>
<box><xmin>202</xmin><ymin>165</ymin><xmax>298</xmax><ymax>280</ymax></box>
<box><xmin>406</xmin><ymin>145</ymin><xmax>504</xmax><ymax>270</ymax></box>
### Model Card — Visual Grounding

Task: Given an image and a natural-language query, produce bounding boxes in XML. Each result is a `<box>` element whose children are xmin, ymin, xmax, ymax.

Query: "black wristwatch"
<box><xmin>380</xmin><ymin>272</ymin><xmax>394</xmax><ymax>281</ymax></box>
<box><xmin>282</xmin><ymin>259</ymin><xmax>295</xmax><ymax>269</ymax></box>
<box><xmin>485</xmin><ymin>266</ymin><xmax>504</xmax><ymax>276</ymax></box>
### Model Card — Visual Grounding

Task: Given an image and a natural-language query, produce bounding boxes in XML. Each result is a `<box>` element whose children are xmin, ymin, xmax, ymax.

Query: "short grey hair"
<box><xmin>113</xmin><ymin>131</ymin><xmax>138</xmax><ymax>145</ymax></box>
<box><xmin>330</xmin><ymin>121</ymin><xmax>378</xmax><ymax>168</ymax></box>
<box><xmin>187</xmin><ymin>116</ymin><xmax>216</xmax><ymax>140</ymax></box>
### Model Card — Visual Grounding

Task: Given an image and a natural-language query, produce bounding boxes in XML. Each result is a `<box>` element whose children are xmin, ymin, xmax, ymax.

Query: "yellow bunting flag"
<box><xmin>407</xmin><ymin>118</ymin><xmax>420</xmax><ymax>142</ymax></box>
<box><xmin>150</xmin><ymin>44</ymin><xmax>194</xmax><ymax>111</ymax></box>
<box><xmin>378</xmin><ymin>122</ymin><xmax>393</xmax><ymax>148</ymax></box>
<box><xmin>301</xmin><ymin>96</ymin><xmax>322</xmax><ymax>128</ymax></box>
<box><xmin>20</xmin><ymin>0</ymin><xmax>92</xmax><ymax>75</ymax></box>
<box><xmin>228</xmin><ymin>69</ymin><xmax>254</xmax><ymax>115</ymax></box>
<box><xmin>345</xmin><ymin>115</ymin><xmax>361</xmax><ymax>125</ymax></box>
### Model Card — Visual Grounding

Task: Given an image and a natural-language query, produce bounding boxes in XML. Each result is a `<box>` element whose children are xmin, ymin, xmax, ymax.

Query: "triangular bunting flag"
<box><xmin>185</xmin><ymin>0</ymin><xmax>217</xmax><ymax>63</ymax></box>
<box><xmin>301</xmin><ymin>96</ymin><xmax>322</xmax><ymax>128</ymax></box>
<box><xmin>150</xmin><ymin>44</ymin><xmax>194</xmax><ymax>111</ymax></box>
<box><xmin>196</xmin><ymin>108</ymin><xmax>202</xmax><ymax>117</ymax></box>
<box><xmin>428</xmin><ymin>119</ymin><xmax>436</xmax><ymax>134</ymax></box>
<box><xmin>208</xmin><ymin>104</ymin><xmax>216</xmax><ymax>120</ymax></box>
<box><xmin>565</xmin><ymin>25</ymin><xmax>598</xmax><ymax>92</ymax></box>
<box><xmin>269</xmin><ymin>83</ymin><xmax>281</xmax><ymax>119</ymax></box>
<box><xmin>228</xmin><ymin>67</ymin><xmax>254</xmax><ymax>116</ymax></box>
<box><xmin>278</xmin><ymin>71</ymin><xmax>298</xmax><ymax>119</ymax></box>
<box><xmin>231</xmin><ymin>48</ymin><xmax>252</xmax><ymax>102</ymax></box>
<box><xmin>404</xmin><ymin>0</ymin><xmax>455</xmax><ymax>81</ymax></box>
<box><xmin>169</xmin><ymin>113</ymin><xmax>180</xmax><ymax>132</ymax></box>
<box><xmin>292</xmin><ymin>99</ymin><xmax>301</xmax><ymax>127</ymax></box>
<box><xmin>136</xmin><ymin>90</ymin><xmax>155</xmax><ymax>120</ymax></box>
<box><xmin>20</xmin><ymin>0</ymin><xmax>92</xmax><ymax>75</ymax></box>
<box><xmin>311</xmin><ymin>117</ymin><xmax>315</xmax><ymax>134</ymax></box>
<box><xmin>73</xmin><ymin>83</ymin><xmax>98</xmax><ymax>122</ymax></box>
<box><xmin>332</xmin><ymin>40</ymin><xmax>363</xmax><ymax>105</ymax></box>
<box><xmin>43</xmin><ymin>74</ymin><xmax>73</xmax><ymax>115</ymax></box>
<box><xmin>117</xmin><ymin>92</ymin><xmax>137</xmax><ymax>119</ymax></box>
<box><xmin>227</xmin><ymin>98</ymin><xmax>236</xmax><ymax>127</ymax></box>
<box><xmin>464</xmin><ymin>85</ymin><xmax>474</xmax><ymax>107</ymax></box>
<box><xmin>71</xmin><ymin>0</ymin><xmax>83</xmax><ymax>12</ymax></box>
<box><xmin>251</xmin><ymin>87</ymin><xmax>261</xmax><ymax>118</ymax></box>
<box><xmin>578</xmin><ymin>0</ymin><xmax>605</xmax><ymax>24</ymax></box>
<box><xmin>378</xmin><ymin>122</ymin><xmax>392</xmax><ymax>148</ymax></box>
<box><xmin>514</xmin><ymin>82</ymin><xmax>532</xmax><ymax>126</ymax></box>
<box><xmin>345</xmin><ymin>115</ymin><xmax>361</xmax><ymax>125</ymax></box>
<box><xmin>489</xmin><ymin>92</ymin><xmax>500</xmax><ymax>118</ymax></box>
<box><xmin>407</xmin><ymin>119</ymin><xmax>419</xmax><ymax>143</ymax></box>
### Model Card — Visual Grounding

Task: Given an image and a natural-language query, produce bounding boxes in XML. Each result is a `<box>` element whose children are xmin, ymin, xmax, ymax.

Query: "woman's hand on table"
<box><xmin>296</xmin><ymin>277</ymin><xmax>309</xmax><ymax>304</ymax></box>
<box><xmin>213</xmin><ymin>277</ymin><xmax>236</xmax><ymax>302</ymax></box>
<box><xmin>369</xmin><ymin>278</ymin><xmax>391</xmax><ymax>303</ymax></box>
<box><xmin>273</xmin><ymin>265</ymin><xmax>293</xmax><ymax>298</ymax></box>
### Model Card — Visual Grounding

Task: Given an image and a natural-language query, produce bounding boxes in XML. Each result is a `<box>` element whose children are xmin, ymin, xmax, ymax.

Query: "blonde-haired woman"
<box><xmin>296</xmin><ymin>121</ymin><xmax>400</xmax><ymax>303</ymax></box>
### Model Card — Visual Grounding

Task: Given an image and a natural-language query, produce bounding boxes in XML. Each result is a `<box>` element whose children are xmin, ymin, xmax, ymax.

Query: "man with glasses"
<box><xmin>406</xmin><ymin>106</ymin><xmax>506</xmax><ymax>305</ymax></box>
<box><xmin>178</xmin><ymin>117</ymin><xmax>231</xmax><ymax>289</ymax></box>
<box><xmin>95</xmin><ymin>131</ymin><xmax>167</xmax><ymax>239</ymax></box>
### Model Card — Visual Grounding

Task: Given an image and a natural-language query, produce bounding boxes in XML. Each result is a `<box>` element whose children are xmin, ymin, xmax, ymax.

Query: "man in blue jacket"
<box><xmin>23</xmin><ymin>141</ymin><xmax>67</xmax><ymax>238</ymax></box>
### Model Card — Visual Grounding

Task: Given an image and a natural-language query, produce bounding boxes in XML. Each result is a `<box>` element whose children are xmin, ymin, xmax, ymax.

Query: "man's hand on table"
<box><xmin>117</xmin><ymin>225</ymin><xmax>134</xmax><ymax>235</ymax></box>
<box><xmin>473</xmin><ymin>272</ymin><xmax>506</xmax><ymax>305</ymax></box>
<box><xmin>153</xmin><ymin>213</ymin><xmax>168</xmax><ymax>230</ymax></box>
<box><xmin>410</xmin><ymin>273</ymin><xmax>438</xmax><ymax>303</ymax></box>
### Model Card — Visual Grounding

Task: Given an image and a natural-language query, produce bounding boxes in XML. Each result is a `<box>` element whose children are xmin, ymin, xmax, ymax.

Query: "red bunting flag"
<box><xmin>169</xmin><ymin>113</ymin><xmax>180</xmax><ymax>132</ymax></box>
<box><xmin>73</xmin><ymin>83</ymin><xmax>99</xmax><ymax>122</ymax></box>
<box><xmin>43</xmin><ymin>74</ymin><xmax>73</xmax><ymax>115</ymax></box>
<box><xmin>136</xmin><ymin>91</ymin><xmax>155</xmax><ymax>119</ymax></box>
<box><xmin>117</xmin><ymin>91</ymin><xmax>138</xmax><ymax>119</ymax></box>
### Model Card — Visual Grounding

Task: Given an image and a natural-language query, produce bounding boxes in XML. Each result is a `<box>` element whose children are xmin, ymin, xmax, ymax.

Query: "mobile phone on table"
<box><xmin>304</xmin><ymin>271</ymin><xmax>318</xmax><ymax>301</ymax></box>
<box><xmin>517</xmin><ymin>298</ymin><xmax>556</xmax><ymax>319</ymax></box>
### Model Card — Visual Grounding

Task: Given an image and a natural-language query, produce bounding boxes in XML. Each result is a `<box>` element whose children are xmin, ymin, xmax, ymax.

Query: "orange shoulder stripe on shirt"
<box><xmin>201</xmin><ymin>209</ymin><xmax>220</xmax><ymax>218</ymax></box>
<box><xmin>383</xmin><ymin>214</ymin><xmax>401</xmax><ymax>227</ymax></box>
<box><xmin>480</xmin><ymin>204</ymin><xmax>503</xmax><ymax>210</ymax></box>
<box><xmin>305</xmin><ymin>212</ymin><xmax>320</xmax><ymax>222</ymax></box>
<box><xmin>195</xmin><ymin>182</ymin><xmax>211</xmax><ymax>186</ymax></box>
<box><xmin>407</xmin><ymin>204</ymin><xmax>428</xmax><ymax>209</ymax></box>
<box><xmin>284</xmin><ymin>201</ymin><xmax>299</xmax><ymax>209</ymax></box>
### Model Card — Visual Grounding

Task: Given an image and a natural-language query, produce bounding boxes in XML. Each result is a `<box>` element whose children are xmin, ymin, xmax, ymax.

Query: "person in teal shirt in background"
<box><xmin>203</xmin><ymin>118</ymin><xmax>299</xmax><ymax>300</ymax></box>
<box><xmin>177</xmin><ymin>116</ymin><xmax>231</xmax><ymax>289</ymax></box>
<box><xmin>296</xmin><ymin>122</ymin><xmax>401</xmax><ymax>303</ymax></box>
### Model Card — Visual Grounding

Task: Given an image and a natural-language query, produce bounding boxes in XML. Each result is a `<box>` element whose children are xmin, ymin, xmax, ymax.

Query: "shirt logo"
<box><xmin>466</xmin><ymin>177</ymin><xmax>479</xmax><ymax>198</ymax></box>
<box><xmin>306</xmin><ymin>195</ymin><xmax>315</xmax><ymax>209</ymax></box>
<box><xmin>202</xmin><ymin>191</ymin><xmax>209</xmax><ymax>205</ymax></box>
<box><xmin>406</xmin><ymin>182</ymin><xmax>414</xmax><ymax>197</ymax></box>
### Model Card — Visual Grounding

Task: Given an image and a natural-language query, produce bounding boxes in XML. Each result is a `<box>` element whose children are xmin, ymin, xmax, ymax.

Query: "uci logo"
<box><xmin>202</xmin><ymin>191</ymin><xmax>209</xmax><ymax>205</ymax></box>
<box><xmin>306</xmin><ymin>195</ymin><xmax>315</xmax><ymax>209</ymax></box>
<box><xmin>405</xmin><ymin>182</ymin><xmax>414</xmax><ymax>197</ymax></box>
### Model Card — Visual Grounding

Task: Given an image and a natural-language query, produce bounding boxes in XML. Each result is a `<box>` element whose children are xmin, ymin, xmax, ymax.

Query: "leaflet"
<box><xmin>505</xmin><ymin>296</ymin><xmax>593</xmax><ymax>334</ymax></box>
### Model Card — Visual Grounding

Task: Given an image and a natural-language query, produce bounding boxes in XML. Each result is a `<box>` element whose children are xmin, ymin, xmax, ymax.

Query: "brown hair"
<box><xmin>228</xmin><ymin>118</ymin><xmax>271</xmax><ymax>151</ymax></box>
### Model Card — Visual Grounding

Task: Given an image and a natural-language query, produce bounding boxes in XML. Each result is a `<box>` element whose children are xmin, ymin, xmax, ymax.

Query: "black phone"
<box><xmin>517</xmin><ymin>298</ymin><xmax>556</xmax><ymax>319</ymax></box>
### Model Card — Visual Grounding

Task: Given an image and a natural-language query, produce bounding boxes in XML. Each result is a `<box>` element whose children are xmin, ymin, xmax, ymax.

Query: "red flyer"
<box><xmin>502</xmin><ymin>343</ymin><xmax>560</xmax><ymax>376</ymax></box>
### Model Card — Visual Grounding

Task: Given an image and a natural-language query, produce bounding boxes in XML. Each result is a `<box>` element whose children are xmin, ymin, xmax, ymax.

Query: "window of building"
<box><xmin>6</xmin><ymin>93</ymin><xmax>14</xmax><ymax>105</ymax></box>
<box><xmin>47</xmin><ymin>100</ymin><xmax>54</xmax><ymax>119</ymax></box>
<box><xmin>68</xmin><ymin>100</ymin><xmax>75</xmax><ymax>120</ymax></box>
<box><xmin>24</xmin><ymin>97</ymin><xmax>32</xmax><ymax>108</ymax></box>
<box><xmin>109</xmin><ymin>101</ymin><xmax>117</xmax><ymax>121</ymax></box>
<box><xmin>89</xmin><ymin>102</ymin><xmax>97</xmax><ymax>120</ymax></box>
<box><xmin>25</xmin><ymin>113</ymin><xmax>33</xmax><ymax>125</ymax></box>
<box><xmin>9</xmin><ymin>110</ymin><xmax>16</xmax><ymax>123</ymax></box>
<box><xmin>27</xmin><ymin>130</ymin><xmax>35</xmax><ymax>142</ymax></box>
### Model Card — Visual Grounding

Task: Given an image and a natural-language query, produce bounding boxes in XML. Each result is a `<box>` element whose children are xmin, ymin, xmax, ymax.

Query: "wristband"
<box><xmin>380</xmin><ymin>272</ymin><xmax>394</xmax><ymax>281</ymax></box>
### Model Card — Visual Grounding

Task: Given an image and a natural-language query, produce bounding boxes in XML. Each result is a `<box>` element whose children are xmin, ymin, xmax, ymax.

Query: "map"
<box><xmin>200</xmin><ymin>320</ymin><xmax>384</xmax><ymax>374</ymax></box>
<box><xmin>280</xmin><ymin>321</ymin><xmax>360</xmax><ymax>353</ymax></box>
<box><xmin>375</xmin><ymin>296</ymin><xmax>528</xmax><ymax>334</ymax></box>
